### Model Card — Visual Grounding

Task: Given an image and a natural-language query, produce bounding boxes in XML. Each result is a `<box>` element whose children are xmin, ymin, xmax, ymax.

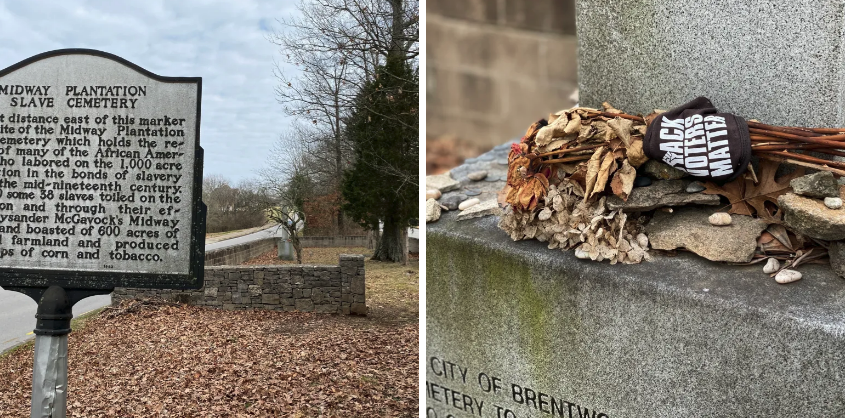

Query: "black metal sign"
<box><xmin>0</xmin><ymin>49</ymin><xmax>205</xmax><ymax>293</ymax></box>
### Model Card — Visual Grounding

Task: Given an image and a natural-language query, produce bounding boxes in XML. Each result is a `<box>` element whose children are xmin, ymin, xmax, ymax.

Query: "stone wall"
<box><xmin>205</xmin><ymin>237</ymin><xmax>276</xmax><ymax>266</ymax></box>
<box><xmin>114</xmin><ymin>254</ymin><xmax>367</xmax><ymax>315</ymax></box>
<box><xmin>299</xmin><ymin>236</ymin><xmax>368</xmax><ymax>248</ymax></box>
<box><xmin>427</xmin><ymin>0</ymin><xmax>579</xmax><ymax>149</ymax></box>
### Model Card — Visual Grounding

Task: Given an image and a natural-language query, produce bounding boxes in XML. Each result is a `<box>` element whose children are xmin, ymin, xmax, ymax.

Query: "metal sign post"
<box><xmin>31</xmin><ymin>286</ymin><xmax>71</xmax><ymax>418</ymax></box>
<box><xmin>0</xmin><ymin>49</ymin><xmax>205</xmax><ymax>417</ymax></box>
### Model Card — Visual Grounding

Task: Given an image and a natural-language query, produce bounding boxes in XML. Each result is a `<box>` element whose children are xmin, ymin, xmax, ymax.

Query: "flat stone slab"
<box><xmin>427</xmin><ymin>143</ymin><xmax>845</xmax><ymax>417</ymax></box>
<box><xmin>457</xmin><ymin>199</ymin><xmax>501</xmax><ymax>221</ymax></box>
<box><xmin>607</xmin><ymin>180</ymin><xmax>720</xmax><ymax>212</ymax></box>
<box><xmin>779</xmin><ymin>193</ymin><xmax>845</xmax><ymax>241</ymax></box>
<box><xmin>645</xmin><ymin>207</ymin><xmax>767</xmax><ymax>263</ymax></box>
<box><xmin>426</xmin><ymin>172</ymin><xmax>460</xmax><ymax>193</ymax></box>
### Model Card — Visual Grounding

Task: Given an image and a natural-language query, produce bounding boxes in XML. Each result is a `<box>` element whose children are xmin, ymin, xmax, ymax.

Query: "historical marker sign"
<box><xmin>0</xmin><ymin>49</ymin><xmax>204</xmax><ymax>291</ymax></box>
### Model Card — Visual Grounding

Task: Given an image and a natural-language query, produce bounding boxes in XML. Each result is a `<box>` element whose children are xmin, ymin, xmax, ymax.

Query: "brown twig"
<box><xmin>536</xmin><ymin>143</ymin><xmax>603</xmax><ymax>157</ymax></box>
<box><xmin>757</xmin><ymin>154</ymin><xmax>845</xmax><ymax>176</ymax></box>
<box><xmin>539</xmin><ymin>155</ymin><xmax>593</xmax><ymax>165</ymax></box>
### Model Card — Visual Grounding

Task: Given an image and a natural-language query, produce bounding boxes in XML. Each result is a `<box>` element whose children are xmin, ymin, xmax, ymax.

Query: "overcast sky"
<box><xmin>0</xmin><ymin>0</ymin><xmax>299</xmax><ymax>183</ymax></box>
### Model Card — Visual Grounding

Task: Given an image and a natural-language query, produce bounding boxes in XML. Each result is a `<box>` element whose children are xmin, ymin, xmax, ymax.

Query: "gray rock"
<box><xmin>825</xmin><ymin>197</ymin><xmax>843</xmax><ymax>210</ymax></box>
<box><xmin>779</xmin><ymin>193</ymin><xmax>845</xmax><ymax>240</ymax></box>
<box><xmin>457</xmin><ymin>199</ymin><xmax>501</xmax><ymax>221</ymax></box>
<box><xmin>646</xmin><ymin>207</ymin><xmax>768</xmax><ymax>263</ymax></box>
<box><xmin>607</xmin><ymin>180</ymin><xmax>721</xmax><ymax>212</ymax></box>
<box><xmin>496</xmin><ymin>158</ymin><xmax>509</xmax><ymax>165</ymax></box>
<box><xmin>464</xmin><ymin>189</ymin><xmax>481</xmax><ymax>196</ymax></box>
<box><xmin>468</xmin><ymin>170</ymin><xmax>488</xmax><ymax>181</ymax></box>
<box><xmin>790</xmin><ymin>171</ymin><xmax>839</xmax><ymax>198</ymax></box>
<box><xmin>440</xmin><ymin>194</ymin><xmax>468</xmax><ymax>210</ymax></box>
<box><xmin>426</xmin><ymin>172</ymin><xmax>460</xmax><ymax>192</ymax></box>
<box><xmin>426</xmin><ymin>198</ymin><xmax>441</xmax><ymax>223</ymax></box>
<box><xmin>686</xmin><ymin>181</ymin><xmax>705</xmax><ymax>193</ymax></box>
<box><xmin>828</xmin><ymin>241</ymin><xmax>845</xmax><ymax>278</ymax></box>
<box><xmin>643</xmin><ymin>160</ymin><xmax>688</xmax><ymax>180</ymax></box>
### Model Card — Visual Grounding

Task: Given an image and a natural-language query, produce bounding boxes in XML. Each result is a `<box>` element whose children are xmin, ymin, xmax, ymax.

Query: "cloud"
<box><xmin>0</xmin><ymin>0</ymin><xmax>300</xmax><ymax>183</ymax></box>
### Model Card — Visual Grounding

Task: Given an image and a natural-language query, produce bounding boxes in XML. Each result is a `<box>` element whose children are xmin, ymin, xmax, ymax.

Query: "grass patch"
<box><xmin>365</xmin><ymin>259</ymin><xmax>419</xmax><ymax>323</ymax></box>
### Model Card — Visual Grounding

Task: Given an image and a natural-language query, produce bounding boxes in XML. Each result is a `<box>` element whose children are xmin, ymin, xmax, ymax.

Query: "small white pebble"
<box><xmin>763</xmin><ymin>258</ymin><xmax>780</xmax><ymax>274</ymax></box>
<box><xmin>458</xmin><ymin>198</ymin><xmax>480</xmax><ymax>210</ymax></box>
<box><xmin>426</xmin><ymin>189</ymin><xmax>441</xmax><ymax>200</ymax></box>
<box><xmin>467</xmin><ymin>170</ymin><xmax>488</xmax><ymax>181</ymax></box>
<box><xmin>824</xmin><ymin>197</ymin><xmax>842</xmax><ymax>209</ymax></box>
<box><xmin>708</xmin><ymin>212</ymin><xmax>732</xmax><ymax>226</ymax></box>
<box><xmin>636</xmin><ymin>233</ymin><xmax>649</xmax><ymax>249</ymax></box>
<box><xmin>775</xmin><ymin>269</ymin><xmax>802</xmax><ymax>284</ymax></box>
<box><xmin>574</xmin><ymin>248</ymin><xmax>590</xmax><ymax>259</ymax></box>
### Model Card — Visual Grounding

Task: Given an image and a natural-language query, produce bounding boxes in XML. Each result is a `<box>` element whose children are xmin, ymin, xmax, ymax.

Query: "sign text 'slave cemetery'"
<box><xmin>0</xmin><ymin>49</ymin><xmax>204</xmax><ymax>290</ymax></box>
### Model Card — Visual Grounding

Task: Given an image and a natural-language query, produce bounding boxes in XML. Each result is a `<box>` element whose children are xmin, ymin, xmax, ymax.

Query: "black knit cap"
<box><xmin>643</xmin><ymin>96</ymin><xmax>750</xmax><ymax>182</ymax></box>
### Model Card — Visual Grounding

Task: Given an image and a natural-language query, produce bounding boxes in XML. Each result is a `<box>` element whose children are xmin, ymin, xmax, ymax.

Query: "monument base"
<box><xmin>426</xmin><ymin>148</ymin><xmax>845</xmax><ymax>417</ymax></box>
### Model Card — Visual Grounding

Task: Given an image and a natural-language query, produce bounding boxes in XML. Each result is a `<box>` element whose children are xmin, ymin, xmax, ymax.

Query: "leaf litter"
<box><xmin>0</xmin><ymin>254</ymin><xmax>419</xmax><ymax>417</ymax></box>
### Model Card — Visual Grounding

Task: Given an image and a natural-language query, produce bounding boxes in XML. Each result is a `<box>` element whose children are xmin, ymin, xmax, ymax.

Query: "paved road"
<box><xmin>0</xmin><ymin>225</ymin><xmax>285</xmax><ymax>354</ymax></box>
<box><xmin>205</xmin><ymin>225</ymin><xmax>285</xmax><ymax>251</ymax></box>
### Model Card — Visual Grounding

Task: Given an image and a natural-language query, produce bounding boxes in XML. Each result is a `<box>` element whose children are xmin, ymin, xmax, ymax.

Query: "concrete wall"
<box><xmin>427</xmin><ymin>0</ymin><xmax>579</xmax><ymax>149</ymax></box>
<box><xmin>426</xmin><ymin>146</ymin><xmax>845</xmax><ymax>416</ymax></box>
<box><xmin>114</xmin><ymin>255</ymin><xmax>367</xmax><ymax>315</ymax></box>
<box><xmin>577</xmin><ymin>0</ymin><xmax>845</xmax><ymax>127</ymax></box>
<box><xmin>204</xmin><ymin>238</ymin><xmax>276</xmax><ymax>266</ymax></box>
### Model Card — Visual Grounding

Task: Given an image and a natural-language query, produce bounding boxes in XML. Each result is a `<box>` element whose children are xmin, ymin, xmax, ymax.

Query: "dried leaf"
<box><xmin>744</xmin><ymin>160</ymin><xmax>805</xmax><ymax>221</ymax></box>
<box><xmin>626</xmin><ymin>138</ymin><xmax>648</xmax><ymax>167</ymax></box>
<box><xmin>702</xmin><ymin>177</ymin><xmax>753</xmax><ymax>216</ymax></box>
<box><xmin>766</xmin><ymin>224</ymin><xmax>793</xmax><ymax>251</ymax></box>
<box><xmin>583</xmin><ymin>148</ymin><xmax>605</xmax><ymax>201</ymax></box>
<box><xmin>607</xmin><ymin>117</ymin><xmax>633</xmax><ymax>147</ymax></box>
<box><xmin>564</xmin><ymin>113</ymin><xmax>582</xmax><ymax>134</ymax></box>
<box><xmin>610</xmin><ymin>160</ymin><xmax>636</xmax><ymax>201</ymax></box>
<box><xmin>498</xmin><ymin>185</ymin><xmax>511</xmax><ymax>208</ymax></box>
<box><xmin>590</xmin><ymin>152</ymin><xmax>616</xmax><ymax>200</ymax></box>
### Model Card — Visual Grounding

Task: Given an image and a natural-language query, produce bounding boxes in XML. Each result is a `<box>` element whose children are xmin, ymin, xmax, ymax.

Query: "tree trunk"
<box><xmin>288</xmin><ymin>226</ymin><xmax>303</xmax><ymax>264</ymax></box>
<box><xmin>372</xmin><ymin>220</ymin><xmax>403</xmax><ymax>262</ymax></box>
<box><xmin>400</xmin><ymin>227</ymin><xmax>408</xmax><ymax>266</ymax></box>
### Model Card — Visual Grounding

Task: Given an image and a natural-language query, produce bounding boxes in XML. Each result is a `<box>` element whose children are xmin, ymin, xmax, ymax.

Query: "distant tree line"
<box><xmin>202</xmin><ymin>175</ymin><xmax>269</xmax><ymax>233</ymax></box>
<box><xmin>263</xmin><ymin>0</ymin><xmax>419</xmax><ymax>263</ymax></box>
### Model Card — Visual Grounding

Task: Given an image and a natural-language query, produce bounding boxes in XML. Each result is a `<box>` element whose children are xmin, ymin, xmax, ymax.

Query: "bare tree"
<box><xmin>264</xmin><ymin>169</ymin><xmax>311</xmax><ymax>264</ymax></box>
<box><xmin>268</xmin><ymin>0</ymin><xmax>420</xmax><ymax>233</ymax></box>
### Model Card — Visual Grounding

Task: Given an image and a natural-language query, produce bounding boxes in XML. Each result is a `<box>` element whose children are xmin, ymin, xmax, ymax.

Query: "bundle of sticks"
<box><xmin>533</xmin><ymin>109</ymin><xmax>845</xmax><ymax>177</ymax></box>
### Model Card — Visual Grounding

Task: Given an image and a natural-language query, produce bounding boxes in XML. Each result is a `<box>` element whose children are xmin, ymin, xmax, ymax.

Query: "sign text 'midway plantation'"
<box><xmin>0</xmin><ymin>50</ymin><xmax>203</xmax><ymax>284</ymax></box>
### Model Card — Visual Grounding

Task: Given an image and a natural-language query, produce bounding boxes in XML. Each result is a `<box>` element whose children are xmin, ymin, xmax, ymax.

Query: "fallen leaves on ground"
<box><xmin>0</xmin><ymin>306</ymin><xmax>417</xmax><ymax>417</ymax></box>
<box><xmin>0</xmin><ymin>253</ymin><xmax>419</xmax><ymax>417</ymax></box>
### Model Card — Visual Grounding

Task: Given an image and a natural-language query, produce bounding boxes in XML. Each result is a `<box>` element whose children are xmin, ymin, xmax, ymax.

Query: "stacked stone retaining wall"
<box><xmin>299</xmin><ymin>236</ymin><xmax>368</xmax><ymax>248</ymax></box>
<box><xmin>114</xmin><ymin>254</ymin><xmax>366</xmax><ymax>315</ymax></box>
